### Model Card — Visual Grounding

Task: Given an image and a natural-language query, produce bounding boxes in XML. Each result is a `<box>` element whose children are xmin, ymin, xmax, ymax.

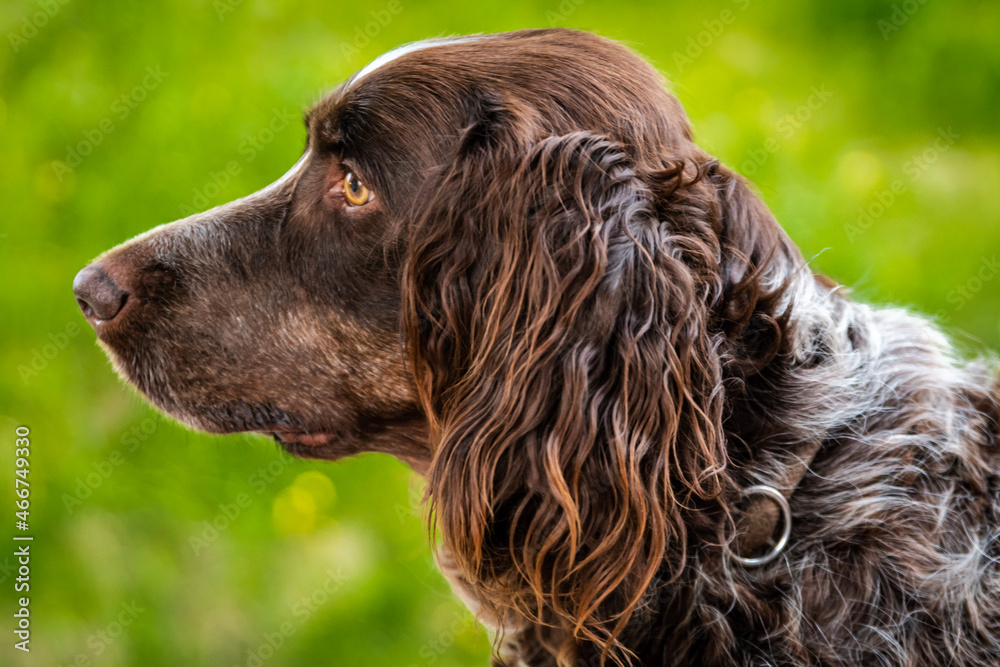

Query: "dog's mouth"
<box><xmin>169</xmin><ymin>399</ymin><xmax>347</xmax><ymax>453</ymax></box>
<box><xmin>268</xmin><ymin>430</ymin><xmax>334</xmax><ymax>447</ymax></box>
<box><xmin>262</xmin><ymin>422</ymin><xmax>404</xmax><ymax>464</ymax></box>
<box><xmin>254</xmin><ymin>410</ymin><xmax>430</xmax><ymax>468</ymax></box>
<box><xmin>152</xmin><ymin>396</ymin><xmax>389</xmax><ymax>460</ymax></box>
<box><xmin>262</xmin><ymin>425</ymin><xmax>363</xmax><ymax>461</ymax></box>
<box><xmin>123</xmin><ymin>393</ymin><xmax>426</xmax><ymax>464</ymax></box>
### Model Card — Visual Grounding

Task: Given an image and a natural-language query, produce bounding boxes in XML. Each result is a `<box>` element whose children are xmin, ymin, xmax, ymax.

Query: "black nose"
<box><xmin>73</xmin><ymin>264</ymin><xmax>129</xmax><ymax>324</ymax></box>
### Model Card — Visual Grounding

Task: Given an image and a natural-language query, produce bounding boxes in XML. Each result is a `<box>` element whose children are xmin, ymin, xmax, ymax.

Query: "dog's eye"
<box><xmin>344</xmin><ymin>172</ymin><xmax>373</xmax><ymax>206</ymax></box>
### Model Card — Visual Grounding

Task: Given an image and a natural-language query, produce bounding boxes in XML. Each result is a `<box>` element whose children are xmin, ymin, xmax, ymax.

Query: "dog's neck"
<box><xmin>618</xmin><ymin>263</ymin><xmax>1000</xmax><ymax>665</ymax></box>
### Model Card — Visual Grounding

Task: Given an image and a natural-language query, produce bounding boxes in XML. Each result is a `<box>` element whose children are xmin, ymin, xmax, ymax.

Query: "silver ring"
<box><xmin>724</xmin><ymin>484</ymin><xmax>792</xmax><ymax>568</ymax></box>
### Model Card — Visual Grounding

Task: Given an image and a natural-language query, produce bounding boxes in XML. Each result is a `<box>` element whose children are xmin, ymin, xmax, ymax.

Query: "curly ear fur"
<box><xmin>403</xmin><ymin>97</ymin><xmax>741</xmax><ymax>664</ymax></box>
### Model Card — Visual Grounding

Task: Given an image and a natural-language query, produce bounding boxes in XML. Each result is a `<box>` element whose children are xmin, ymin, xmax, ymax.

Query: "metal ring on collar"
<box><xmin>724</xmin><ymin>484</ymin><xmax>792</xmax><ymax>568</ymax></box>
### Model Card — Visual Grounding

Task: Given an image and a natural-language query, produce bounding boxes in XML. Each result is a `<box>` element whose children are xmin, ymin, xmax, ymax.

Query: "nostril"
<box><xmin>75</xmin><ymin>297</ymin><xmax>94</xmax><ymax>319</ymax></box>
<box><xmin>73</xmin><ymin>264</ymin><xmax>130</xmax><ymax>324</ymax></box>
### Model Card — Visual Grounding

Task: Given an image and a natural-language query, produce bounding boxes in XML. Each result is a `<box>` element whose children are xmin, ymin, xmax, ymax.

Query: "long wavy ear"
<box><xmin>403</xmin><ymin>97</ymin><xmax>727</xmax><ymax>665</ymax></box>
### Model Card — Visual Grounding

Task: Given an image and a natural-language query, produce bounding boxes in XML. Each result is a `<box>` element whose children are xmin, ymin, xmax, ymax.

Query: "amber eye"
<box><xmin>344</xmin><ymin>171</ymin><xmax>372</xmax><ymax>206</ymax></box>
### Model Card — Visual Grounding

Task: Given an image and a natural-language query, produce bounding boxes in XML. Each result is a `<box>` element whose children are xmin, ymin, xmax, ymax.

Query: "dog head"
<box><xmin>75</xmin><ymin>28</ymin><xmax>802</xmax><ymax>663</ymax></box>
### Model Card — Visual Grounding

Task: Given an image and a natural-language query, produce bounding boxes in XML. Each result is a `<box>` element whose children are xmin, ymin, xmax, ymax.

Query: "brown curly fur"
<box><xmin>76</xmin><ymin>29</ymin><xmax>1000</xmax><ymax>666</ymax></box>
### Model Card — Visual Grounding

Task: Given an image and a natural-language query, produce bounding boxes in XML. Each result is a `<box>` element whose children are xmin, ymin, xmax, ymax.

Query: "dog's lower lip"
<box><xmin>270</xmin><ymin>431</ymin><xmax>332</xmax><ymax>446</ymax></box>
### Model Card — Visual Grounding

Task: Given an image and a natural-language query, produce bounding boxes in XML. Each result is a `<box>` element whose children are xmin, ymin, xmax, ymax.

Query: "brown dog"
<box><xmin>75</xmin><ymin>29</ymin><xmax>1000</xmax><ymax>667</ymax></box>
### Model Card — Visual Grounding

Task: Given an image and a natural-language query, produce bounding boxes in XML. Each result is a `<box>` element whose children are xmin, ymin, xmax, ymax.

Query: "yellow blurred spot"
<box><xmin>835</xmin><ymin>150</ymin><xmax>884</xmax><ymax>197</ymax></box>
<box><xmin>272</xmin><ymin>472</ymin><xmax>336</xmax><ymax>535</ymax></box>
<box><xmin>293</xmin><ymin>471</ymin><xmax>337</xmax><ymax>510</ymax></box>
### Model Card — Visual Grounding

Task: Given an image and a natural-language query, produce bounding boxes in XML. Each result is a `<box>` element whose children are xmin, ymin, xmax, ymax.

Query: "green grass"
<box><xmin>2</xmin><ymin>1</ymin><xmax>998</xmax><ymax>665</ymax></box>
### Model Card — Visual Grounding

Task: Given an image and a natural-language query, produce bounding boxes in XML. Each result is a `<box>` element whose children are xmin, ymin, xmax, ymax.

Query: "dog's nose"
<box><xmin>73</xmin><ymin>264</ymin><xmax>130</xmax><ymax>325</ymax></box>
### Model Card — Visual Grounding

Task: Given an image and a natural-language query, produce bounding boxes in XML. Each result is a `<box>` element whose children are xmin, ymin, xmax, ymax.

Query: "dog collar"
<box><xmin>724</xmin><ymin>440</ymin><xmax>823</xmax><ymax>567</ymax></box>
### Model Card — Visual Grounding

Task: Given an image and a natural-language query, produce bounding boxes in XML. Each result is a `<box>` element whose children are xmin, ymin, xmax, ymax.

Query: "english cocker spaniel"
<box><xmin>73</xmin><ymin>29</ymin><xmax>1000</xmax><ymax>667</ymax></box>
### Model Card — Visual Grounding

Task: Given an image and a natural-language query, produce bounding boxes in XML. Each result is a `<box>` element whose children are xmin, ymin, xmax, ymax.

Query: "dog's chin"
<box><xmin>267</xmin><ymin>417</ymin><xmax>432</xmax><ymax>470</ymax></box>
<box><xmin>187</xmin><ymin>409</ymin><xmax>373</xmax><ymax>462</ymax></box>
<box><xmin>112</xmin><ymin>382</ymin><xmax>367</xmax><ymax>461</ymax></box>
<box><xmin>266</xmin><ymin>427</ymin><xmax>358</xmax><ymax>459</ymax></box>
<box><xmin>176</xmin><ymin>402</ymin><xmax>430</xmax><ymax>468</ymax></box>
<box><xmin>102</xmin><ymin>352</ymin><xmax>430</xmax><ymax>466</ymax></box>
<box><xmin>179</xmin><ymin>409</ymin><xmax>395</xmax><ymax>462</ymax></box>
<box><xmin>268</xmin><ymin>431</ymin><xmax>363</xmax><ymax>461</ymax></box>
<box><xmin>270</xmin><ymin>430</ymin><xmax>336</xmax><ymax>448</ymax></box>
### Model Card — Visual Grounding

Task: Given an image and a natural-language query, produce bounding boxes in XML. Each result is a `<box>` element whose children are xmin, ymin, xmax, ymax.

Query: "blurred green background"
<box><xmin>1</xmin><ymin>1</ymin><xmax>998</xmax><ymax>665</ymax></box>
